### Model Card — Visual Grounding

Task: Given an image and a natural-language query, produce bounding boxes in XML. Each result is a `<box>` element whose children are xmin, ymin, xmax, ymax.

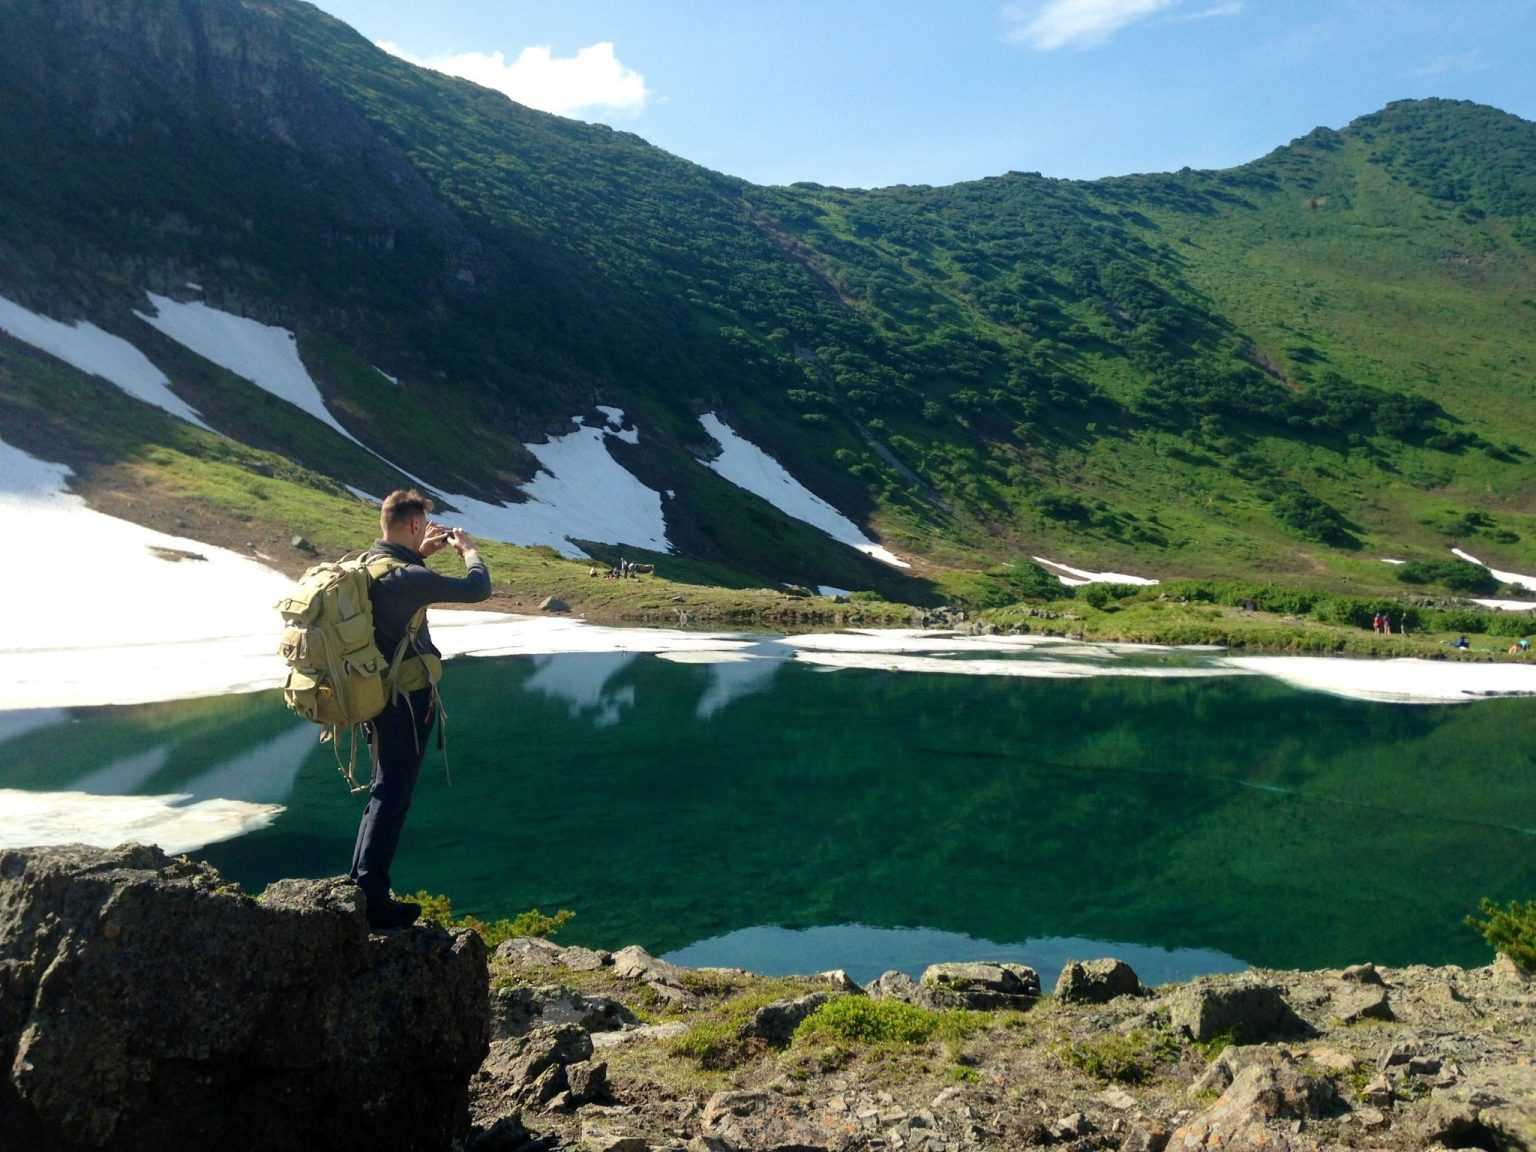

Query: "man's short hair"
<box><xmin>380</xmin><ymin>488</ymin><xmax>434</xmax><ymax>529</ymax></box>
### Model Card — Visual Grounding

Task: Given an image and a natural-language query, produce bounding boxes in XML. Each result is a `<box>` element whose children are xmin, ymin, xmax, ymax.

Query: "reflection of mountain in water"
<box><xmin>3</xmin><ymin>654</ymin><xmax>1533</xmax><ymax>977</ymax></box>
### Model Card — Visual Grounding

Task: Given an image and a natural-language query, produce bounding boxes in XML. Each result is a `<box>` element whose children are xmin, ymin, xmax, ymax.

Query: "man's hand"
<box><xmin>448</xmin><ymin>528</ymin><xmax>477</xmax><ymax>556</ymax></box>
<box><xmin>421</xmin><ymin>522</ymin><xmax>452</xmax><ymax>558</ymax></box>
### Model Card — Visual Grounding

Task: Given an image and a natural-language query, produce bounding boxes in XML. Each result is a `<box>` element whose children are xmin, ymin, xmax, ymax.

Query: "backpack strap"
<box><xmin>365</xmin><ymin>554</ymin><xmax>430</xmax><ymax>705</ymax></box>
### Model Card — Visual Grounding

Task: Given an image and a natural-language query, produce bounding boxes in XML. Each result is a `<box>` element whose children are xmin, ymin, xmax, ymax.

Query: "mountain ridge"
<box><xmin>1</xmin><ymin>0</ymin><xmax>1534</xmax><ymax>608</ymax></box>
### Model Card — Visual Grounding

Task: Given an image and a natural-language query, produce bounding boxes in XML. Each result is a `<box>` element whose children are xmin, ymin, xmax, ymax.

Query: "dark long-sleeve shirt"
<box><xmin>365</xmin><ymin>539</ymin><xmax>491</xmax><ymax>660</ymax></box>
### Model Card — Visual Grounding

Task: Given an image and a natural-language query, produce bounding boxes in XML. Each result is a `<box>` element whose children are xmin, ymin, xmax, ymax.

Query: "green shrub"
<box><xmin>670</xmin><ymin>1019</ymin><xmax>752</xmax><ymax>1069</ymax></box>
<box><xmin>792</xmin><ymin>997</ymin><xmax>986</xmax><ymax>1050</ymax></box>
<box><xmin>1395</xmin><ymin>559</ymin><xmax>1498</xmax><ymax>594</ymax></box>
<box><xmin>1467</xmin><ymin>898</ymin><xmax>1536</xmax><ymax>972</ymax></box>
<box><xmin>1057</xmin><ymin>1029</ymin><xmax>1181</xmax><ymax>1084</ymax></box>
<box><xmin>412</xmin><ymin>891</ymin><xmax>574</xmax><ymax>949</ymax></box>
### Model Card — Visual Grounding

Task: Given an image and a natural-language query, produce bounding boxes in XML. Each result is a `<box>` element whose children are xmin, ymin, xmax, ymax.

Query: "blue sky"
<box><xmin>313</xmin><ymin>0</ymin><xmax>1536</xmax><ymax>189</ymax></box>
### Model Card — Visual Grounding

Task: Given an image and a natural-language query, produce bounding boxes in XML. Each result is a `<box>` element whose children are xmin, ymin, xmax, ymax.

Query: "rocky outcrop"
<box><xmin>0</xmin><ymin>844</ymin><xmax>489</xmax><ymax>1152</ymax></box>
<box><xmin>1166</xmin><ymin>977</ymin><xmax>1311</xmax><ymax>1043</ymax></box>
<box><xmin>1169</xmin><ymin>1059</ymin><xmax>1339</xmax><ymax>1150</ymax></box>
<box><xmin>919</xmin><ymin>961</ymin><xmax>1040</xmax><ymax>1010</ymax></box>
<box><xmin>1054</xmin><ymin>957</ymin><xmax>1144</xmax><ymax>1003</ymax></box>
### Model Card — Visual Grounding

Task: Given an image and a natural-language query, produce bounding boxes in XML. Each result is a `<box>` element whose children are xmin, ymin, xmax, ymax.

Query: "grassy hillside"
<box><xmin>0</xmin><ymin>0</ymin><xmax>1534</xmax><ymax>615</ymax></box>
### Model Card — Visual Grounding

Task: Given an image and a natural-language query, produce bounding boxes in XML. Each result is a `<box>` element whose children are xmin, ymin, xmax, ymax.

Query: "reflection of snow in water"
<box><xmin>523</xmin><ymin>653</ymin><xmax>639</xmax><ymax>728</ymax></box>
<box><xmin>695</xmin><ymin>656</ymin><xmax>783</xmax><ymax>720</ymax></box>
<box><xmin>666</xmin><ymin>922</ymin><xmax>1247</xmax><ymax>989</ymax></box>
<box><xmin>0</xmin><ymin>789</ymin><xmax>282</xmax><ymax>854</ymax></box>
<box><xmin>70</xmin><ymin>745</ymin><xmax>170</xmax><ymax>795</ymax></box>
<box><xmin>178</xmin><ymin>723</ymin><xmax>317</xmax><ymax>805</ymax></box>
<box><xmin>0</xmin><ymin>708</ymin><xmax>69</xmax><ymax>746</ymax></box>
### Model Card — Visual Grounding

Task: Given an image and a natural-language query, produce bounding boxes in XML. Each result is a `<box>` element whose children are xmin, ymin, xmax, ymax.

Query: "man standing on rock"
<box><xmin>350</xmin><ymin>488</ymin><xmax>491</xmax><ymax>930</ymax></box>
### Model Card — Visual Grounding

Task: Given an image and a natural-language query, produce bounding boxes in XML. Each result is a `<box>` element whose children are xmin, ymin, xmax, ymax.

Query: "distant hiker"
<box><xmin>1382</xmin><ymin>614</ymin><xmax>1392</xmax><ymax>635</ymax></box>
<box><xmin>1371</xmin><ymin>612</ymin><xmax>1382</xmax><ymax>633</ymax></box>
<box><xmin>1454</xmin><ymin>635</ymin><xmax>1470</xmax><ymax>650</ymax></box>
<box><xmin>349</xmin><ymin>489</ymin><xmax>491</xmax><ymax>930</ymax></box>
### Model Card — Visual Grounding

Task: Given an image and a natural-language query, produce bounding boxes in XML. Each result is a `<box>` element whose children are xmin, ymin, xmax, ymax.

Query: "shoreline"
<box><xmin>5</xmin><ymin>609</ymin><xmax>1536</xmax><ymax>711</ymax></box>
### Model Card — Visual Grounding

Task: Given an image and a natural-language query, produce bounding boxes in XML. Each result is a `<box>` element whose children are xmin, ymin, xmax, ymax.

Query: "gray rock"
<box><xmin>611</xmin><ymin>944</ymin><xmax>685</xmax><ymax>984</ymax></box>
<box><xmin>1167</xmin><ymin>977</ymin><xmax>1311</xmax><ymax>1043</ymax></box>
<box><xmin>1169</xmin><ymin>1063</ymin><xmax>1338</xmax><ymax>1150</ymax></box>
<box><xmin>1121</xmin><ymin>1118</ymin><xmax>1172</xmax><ymax>1151</ymax></box>
<box><xmin>291</xmin><ymin>534</ymin><xmax>315</xmax><ymax>552</ymax></box>
<box><xmin>748</xmin><ymin>992</ymin><xmax>832</xmax><ymax>1045</ymax></box>
<box><xmin>1049</xmin><ymin>1112</ymin><xmax>1091</xmax><ymax>1140</ymax></box>
<box><xmin>697</xmin><ymin>1089</ymin><xmax>857</xmax><ymax>1151</ymax></box>
<box><xmin>495</xmin><ymin>936</ymin><xmax>567</xmax><ymax>967</ymax></box>
<box><xmin>491</xmin><ymin>984</ymin><xmax>638</xmax><ymax>1038</ymax></box>
<box><xmin>468</xmin><ymin>1113</ymin><xmax>543</xmax><ymax>1151</ymax></box>
<box><xmin>1054</xmin><ymin>958</ymin><xmax>1143</xmax><ymax>1003</ymax></box>
<box><xmin>485</xmin><ymin>1022</ymin><xmax>593</xmax><ymax>1105</ymax></box>
<box><xmin>592</xmin><ymin>1021</ymin><xmax>690</xmax><ymax>1050</ymax></box>
<box><xmin>919</xmin><ymin>961</ymin><xmax>1040</xmax><ymax>1009</ymax></box>
<box><xmin>0</xmin><ymin>844</ymin><xmax>489</xmax><ymax>1152</ymax></box>
<box><xmin>565</xmin><ymin>1059</ymin><xmax>608</xmax><ymax>1104</ymax></box>
<box><xmin>1340</xmin><ymin>962</ymin><xmax>1384</xmax><ymax>986</ymax></box>
<box><xmin>1188</xmin><ymin>1044</ymin><xmax>1291</xmax><ymax>1100</ymax></box>
<box><xmin>865</xmin><ymin>969</ymin><xmax>923</xmax><ymax>1004</ymax></box>
<box><xmin>813</xmin><ymin>969</ymin><xmax>862</xmax><ymax>994</ymax></box>
<box><xmin>538</xmin><ymin>596</ymin><xmax>570</xmax><ymax>613</ymax></box>
<box><xmin>1331</xmin><ymin>982</ymin><xmax>1392</xmax><ymax>1024</ymax></box>
<box><xmin>1415</xmin><ymin>1064</ymin><xmax>1536</xmax><ymax>1151</ymax></box>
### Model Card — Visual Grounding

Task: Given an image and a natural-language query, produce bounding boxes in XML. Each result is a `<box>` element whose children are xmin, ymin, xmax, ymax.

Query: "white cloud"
<box><xmin>1410</xmin><ymin>48</ymin><xmax>1492</xmax><ymax>77</ymax></box>
<box><xmin>1002</xmin><ymin>0</ymin><xmax>1176</xmax><ymax>50</ymax></box>
<box><xmin>1174</xmin><ymin>1</ymin><xmax>1244</xmax><ymax>20</ymax></box>
<box><xmin>378</xmin><ymin>40</ymin><xmax>649</xmax><ymax>118</ymax></box>
<box><xmin>1002</xmin><ymin>0</ymin><xmax>1241</xmax><ymax>49</ymax></box>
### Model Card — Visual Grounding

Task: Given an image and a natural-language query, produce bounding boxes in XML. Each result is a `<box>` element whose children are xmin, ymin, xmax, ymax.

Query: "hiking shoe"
<box><xmin>367</xmin><ymin>899</ymin><xmax>421</xmax><ymax>931</ymax></box>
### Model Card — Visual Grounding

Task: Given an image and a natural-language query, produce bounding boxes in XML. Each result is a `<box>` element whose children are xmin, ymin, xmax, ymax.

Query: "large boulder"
<box><xmin>0</xmin><ymin>844</ymin><xmax>489</xmax><ymax>1152</ymax></box>
<box><xmin>696</xmin><ymin>1089</ymin><xmax>863</xmax><ymax>1151</ymax></box>
<box><xmin>1167</xmin><ymin>977</ymin><xmax>1310</xmax><ymax>1043</ymax></box>
<box><xmin>1414</xmin><ymin>1064</ymin><xmax>1536</xmax><ymax>1151</ymax></box>
<box><xmin>919</xmin><ymin>961</ymin><xmax>1040</xmax><ymax>1009</ymax></box>
<box><xmin>1054</xmin><ymin>958</ymin><xmax>1143</xmax><ymax>1003</ymax></box>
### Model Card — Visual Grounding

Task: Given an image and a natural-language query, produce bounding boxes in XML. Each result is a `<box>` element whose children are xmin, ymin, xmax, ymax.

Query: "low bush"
<box><xmin>1395</xmin><ymin>559</ymin><xmax>1498</xmax><ymax>594</ymax></box>
<box><xmin>412</xmin><ymin>892</ymin><xmax>574</xmax><ymax>949</ymax></box>
<box><xmin>1467</xmin><ymin>898</ymin><xmax>1536</xmax><ymax>972</ymax></box>
<box><xmin>792</xmin><ymin>997</ymin><xmax>986</xmax><ymax>1051</ymax></box>
<box><xmin>1057</xmin><ymin>1029</ymin><xmax>1181</xmax><ymax>1084</ymax></box>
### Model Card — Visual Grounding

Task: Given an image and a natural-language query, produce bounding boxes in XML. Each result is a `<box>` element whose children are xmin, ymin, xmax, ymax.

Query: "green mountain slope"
<box><xmin>1</xmin><ymin>0</ymin><xmax>1533</xmax><ymax>605</ymax></box>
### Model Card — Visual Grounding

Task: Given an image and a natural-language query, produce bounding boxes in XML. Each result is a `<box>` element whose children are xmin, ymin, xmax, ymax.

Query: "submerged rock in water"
<box><xmin>0</xmin><ymin>844</ymin><xmax>489</xmax><ymax>1152</ymax></box>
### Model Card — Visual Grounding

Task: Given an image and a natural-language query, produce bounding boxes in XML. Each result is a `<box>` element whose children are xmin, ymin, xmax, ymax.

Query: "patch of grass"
<box><xmin>1191</xmin><ymin>1028</ymin><xmax>1239</xmax><ymax>1061</ymax></box>
<box><xmin>947</xmin><ymin>1064</ymin><xmax>980</xmax><ymax>1083</ymax></box>
<box><xmin>1058</xmin><ymin>1029</ymin><xmax>1182</xmax><ymax>1084</ymax></box>
<box><xmin>792</xmin><ymin>997</ymin><xmax>987</xmax><ymax>1052</ymax></box>
<box><xmin>412</xmin><ymin>890</ymin><xmax>573</xmax><ymax>949</ymax></box>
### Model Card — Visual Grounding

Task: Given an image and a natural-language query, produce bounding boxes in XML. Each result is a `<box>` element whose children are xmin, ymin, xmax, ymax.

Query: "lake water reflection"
<box><xmin>1</xmin><ymin>651</ymin><xmax>1532</xmax><ymax>982</ymax></box>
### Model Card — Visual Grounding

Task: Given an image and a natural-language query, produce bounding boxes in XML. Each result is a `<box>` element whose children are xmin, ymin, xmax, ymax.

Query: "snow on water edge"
<box><xmin>697</xmin><ymin>413</ymin><xmax>908</xmax><ymax>569</ymax></box>
<box><xmin>0</xmin><ymin>292</ymin><xmax>211</xmax><ymax>430</ymax></box>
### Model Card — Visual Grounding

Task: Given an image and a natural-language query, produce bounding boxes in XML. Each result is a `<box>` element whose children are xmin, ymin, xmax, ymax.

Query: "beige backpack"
<box><xmin>275</xmin><ymin>555</ymin><xmax>424</xmax><ymax>791</ymax></box>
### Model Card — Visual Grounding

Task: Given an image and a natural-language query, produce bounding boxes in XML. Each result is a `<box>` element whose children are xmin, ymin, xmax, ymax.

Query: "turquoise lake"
<box><xmin>2</xmin><ymin>650</ymin><xmax>1533</xmax><ymax>986</ymax></box>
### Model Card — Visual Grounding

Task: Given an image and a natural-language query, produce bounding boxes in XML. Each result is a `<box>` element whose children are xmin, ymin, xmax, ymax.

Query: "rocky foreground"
<box><xmin>1</xmin><ymin>847</ymin><xmax>1531</xmax><ymax>1152</ymax></box>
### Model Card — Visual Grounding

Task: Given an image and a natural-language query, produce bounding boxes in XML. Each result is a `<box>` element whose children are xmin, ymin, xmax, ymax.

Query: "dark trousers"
<box><xmin>349</xmin><ymin>687</ymin><xmax>436</xmax><ymax>911</ymax></box>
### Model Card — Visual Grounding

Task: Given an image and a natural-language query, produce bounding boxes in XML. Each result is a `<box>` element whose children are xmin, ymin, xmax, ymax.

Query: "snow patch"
<box><xmin>0</xmin><ymin>789</ymin><xmax>282</xmax><ymax>854</ymax></box>
<box><xmin>1451</xmin><ymin>548</ymin><xmax>1536</xmax><ymax>593</ymax></box>
<box><xmin>697</xmin><ymin>413</ymin><xmax>908</xmax><ymax>568</ymax></box>
<box><xmin>1471</xmin><ymin>599</ymin><xmax>1536</xmax><ymax>612</ymax></box>
<box><xmin>374</xmin><ymin>366</ymin><xmax>399</xmax><ymax>385</ymax></box>
<box><xmin>1224</xmin><ymin>655</ymin><xmax>1536</xmax><ymax>705</ymax></box>
<box><xmin>1380</xmin><ymin>558</ymin><xmax>1407</xmax><ymax>565</ymax></box>
<box><xmin>137</xmin><ymin>293</ymin><xmax>356</xmax><ymax>445</ymax></box>
<box><xmin>185</xmin><ymin>282</ymin><xmax>203</xmax><ymax>292</ymax></box>
<box><xmin>136</xmin><ymin>297</ymin><xmax>670</xmax><ymax>556</ymax></box>
<box><xmin>0</xmin><ymin>292</ymin><xmax>211</xmax><ymax>430</ymax></box>
<box><xmin>1033</xmin><ymin>556</ymin><xmax>1159</xmax><ymax>587</ymax></box>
